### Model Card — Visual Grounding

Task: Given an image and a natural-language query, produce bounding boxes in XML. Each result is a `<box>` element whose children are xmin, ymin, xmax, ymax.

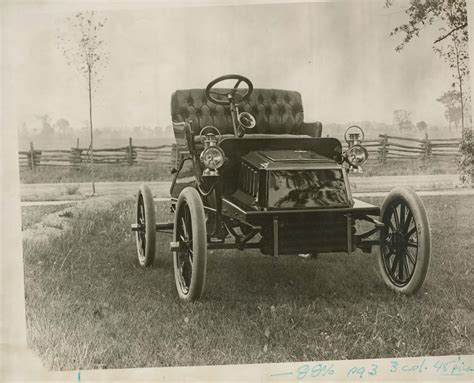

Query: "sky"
<box><xmin>2</xmin><ymin>0</ymin><xmax>469</xmax><ymax>131</ymax></box>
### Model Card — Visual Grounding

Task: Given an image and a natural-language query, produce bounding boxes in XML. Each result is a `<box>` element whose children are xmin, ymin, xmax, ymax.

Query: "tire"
<box><xmin>173</xmin><ymin>187</ymin><xmax>207</xmax><ymax>301</ymax></box>
<box><xmin>378</xmin><ymin>187</ymin><xmax>431</xmax><ymax>295</ymax></box>
<box><xmin>135</xmin><ymin>184</ymin><xmax>156</xmax><ymax>267</ymax></box>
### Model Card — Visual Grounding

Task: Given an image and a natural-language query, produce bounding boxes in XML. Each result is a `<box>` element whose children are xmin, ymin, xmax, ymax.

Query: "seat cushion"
<box><xmin>171</xmin><ymin>88</ymin><xmax>304</xmax><ymax>136</ymax></box>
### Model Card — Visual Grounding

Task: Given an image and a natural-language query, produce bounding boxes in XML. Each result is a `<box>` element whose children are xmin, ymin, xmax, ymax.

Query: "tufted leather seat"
<box><xmin>171</xmin><ymin>88</ymin><xmax>321</xmax><ymax>137</ymax></box>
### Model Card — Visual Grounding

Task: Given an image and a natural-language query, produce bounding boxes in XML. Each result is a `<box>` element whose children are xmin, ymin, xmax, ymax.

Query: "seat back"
<box><xmin>171</xmin><ymin>88</ymin><xmax>305</xmax><ymax>136</ymax></box>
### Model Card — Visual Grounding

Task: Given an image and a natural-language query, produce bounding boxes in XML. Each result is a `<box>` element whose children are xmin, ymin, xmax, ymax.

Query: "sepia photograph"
<box><xmin>1</xmin><ymin>0</ymin><xmax>473</xmax><ymax>379</ymax></box>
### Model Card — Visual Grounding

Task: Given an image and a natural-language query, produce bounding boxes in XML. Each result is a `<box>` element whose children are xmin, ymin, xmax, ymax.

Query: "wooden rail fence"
<box><xmin>19</xmin><ymin>134</ymin><xmax>462</xmax><ymax>169</ymax></box>
<box><xmin>19</xmin><ymin>138</ymin><xmax>173</xmax><ymax>168</ymax></box>
<box><xmin>341</xmin><ymin>134</ymin><xmax>461</xmax><ymax>163</ymax></box>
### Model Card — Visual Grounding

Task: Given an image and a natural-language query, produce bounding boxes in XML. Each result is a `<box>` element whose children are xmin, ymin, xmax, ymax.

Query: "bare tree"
<box><xmin>57</xmin><ymin>11</ymin><xmax>109</xmax><ymax>194</ymax></box>
<box><xmin>393</xmin><ymin>109</ymin><xmax>413</xmax><ymax>132</ymax></box>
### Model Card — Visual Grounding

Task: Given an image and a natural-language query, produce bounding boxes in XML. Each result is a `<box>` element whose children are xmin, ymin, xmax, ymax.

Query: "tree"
<box><xmin>53</xmin><ymin>118</ymin><xmax>74</xmax><ymax>138</ymax></box>
<box><xmin>437</xmin><ymin>90</ymin><xmax>462</xmax><ymax>130</ymax></box>
<box><xmin>416</xmin><ymin>121</ymin><xmax>428</xmax><ymax>132</ymax></box>
<box><xmin>387</xmin><ymin>0</ymin><xmax>471</xmax><ymax>182</ymax></box>
<box><xmin>393</xmin><ymin>109</ymin><xmax>413</xmax><ymax>132</ymax></box>
<box><xmin>57</xmin><ymin>11</ymin><xmax>109</xmax><ymax>194</ymax></box>
<box><xmin>36</xmin><ymin>114</ymin><xmax>54</xmax><ymax>139</ymax></box>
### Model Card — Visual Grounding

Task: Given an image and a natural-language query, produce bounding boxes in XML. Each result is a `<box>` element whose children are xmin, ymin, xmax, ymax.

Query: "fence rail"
<box><xmin>19</xmin><ymin>134</ymin><xmax>462</xmax><ymax>169</ymax></box>
<box><xmin>341</xmin><ymin>134</ymin><xmax>461</xmax><ymax>163</ymax></box>
<box><xmin>20</xmin><ymin>138</ymin><xmax>173</xmax><ymax>168</ymax></box>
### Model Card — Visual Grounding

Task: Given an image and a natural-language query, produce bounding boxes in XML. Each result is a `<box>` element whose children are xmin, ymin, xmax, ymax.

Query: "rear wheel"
<box><xmin>135</xmin><ymin>184</ymin><xmax>156</xmax><ymax>267</ymax></box>
<box><xmin>378</xmin><ymin>187</ymin><xmax>431</xmax><ymax>295</ymax></box>
<box><xmin>173</xmin><ymin>187</ymin><xmax>207</xmax><ymax>301</ymax></box>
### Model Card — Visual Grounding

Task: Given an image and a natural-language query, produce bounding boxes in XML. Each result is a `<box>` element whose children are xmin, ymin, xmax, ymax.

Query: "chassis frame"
<box><xmin>131</xmin><ymin>74</ymin><xmax>431</xmax><ymax>301</ymax></box>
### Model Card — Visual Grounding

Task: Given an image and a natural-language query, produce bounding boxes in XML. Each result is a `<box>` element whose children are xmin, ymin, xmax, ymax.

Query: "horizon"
<box><xmin>16</xmin><ymin>117</ymin><xmax>462</xmax><ymax>152</ymax></box>
<box><xmin>3</xmin><ymin>0</ymin><xmax>468</xmax><ymax>135</ymax></box>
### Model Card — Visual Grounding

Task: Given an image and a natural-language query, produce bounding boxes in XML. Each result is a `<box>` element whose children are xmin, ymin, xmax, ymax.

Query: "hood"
<box><xmin>242</xmin><ymin>149</ymin><xmax>340</xmax><ymax>170</ymax></box>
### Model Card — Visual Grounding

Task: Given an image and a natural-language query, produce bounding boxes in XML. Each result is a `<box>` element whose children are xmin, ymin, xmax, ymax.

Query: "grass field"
<box><xmin>20</xmin><ymin>163</ymin><xmax>172</xmax><ymax>184</ymax></box>
<box><xmin>22</xmin><ymin>195</ymin><xmax>473</xmax><ymax>370</ymax></box>
<box><xmin>19</xmin><ymin>157</ymin><xmax>459</xmax><ymax>184</ymax></box>
<box><xmin>362</xmin><ymin>158</ymin><xmax>458</xmax><ymax>177</ymax></box>
<box><xmin>21</xmin><ymin>204</ymin><xmax>74</xmax><ymax>230</ymax></box>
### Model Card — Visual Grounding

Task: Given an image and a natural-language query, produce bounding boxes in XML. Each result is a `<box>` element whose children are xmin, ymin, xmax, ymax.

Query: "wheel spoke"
<box><xmin>233</xmin><ymin>79</ymin><xmax>242</xmax><ymax>90</ymax></box>
<box><xmin>181</xmin><ymin>217</ymin><xmax>188</xmax><ymax>240</ymax></box>
<box><xmin>393</xmin><ymin>205</ymin><xmax>400</xmax><ymax>229</ymax></box>
<box><xmin>407</xmin><ymin>239</ymin><xmax>418</xmax><ymax>248</ymax></box>
<box><xmin>402</xmin><ymin>255</ymin><xmax>410</xmax><ymax>280</ymax></box>
<box><xmin>185</xmin><ymin>207</ymin><xmax>193</xmax><ymax>242</ymax></box>
<box><xmin>384</xmin><ymin>247</ymin><xmax>395</xmax><ymax>257</ymax></box>
<box><xmin>210</xmin><ymin>90</ymin><xmax>227</xmax><ymax>97</ymax></box>
<box><xmin>390</xmin><ymin>254</ymin><xmax>400</xmax><ymax>276</ymax></box>
<box><xmin>406</xmin><ymin>226</ymin><xmax>417</xmax><ymax>239</ymax></box>
<box><xmin>402</xmin><ymin>210</ymin><xmax>412</xmax><ymax>234</ymax></box>
<box><xmin>400</xmin><ymin>204</ymin><xmax>406</xmax><ymax>228</ymax></box>
<box><xmin>387</xmin><ymin>219</ymin><xmax>396</xmax><ymax>233</ymax></box>
<box><xmin>187</xmin><ymin>252</ymin><xmax>193</xmax><ymax>266</ymax></box>
<box><xmin>398</xmin><ymin>253</ymin><xmax>404</xmax><ymax>281</ymax></box>
<box><xmin>405</xmin><ymin>249</ymin><xmax>416</xmax><ymax>266</ymax></box>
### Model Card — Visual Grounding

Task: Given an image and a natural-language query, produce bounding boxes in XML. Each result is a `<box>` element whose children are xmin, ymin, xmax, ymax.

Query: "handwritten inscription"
<box><xmin>270</xmin><ymin>356</ymin><xmax>473</xmax><ymax>380</ymax></box>
<box><xmin>296</xmin><ymin>363</ymin><xmax>335</xmax><ymax>379</ymax></box>
<box><xmin>346</xmin><ymin>364</ymin><xmax>379</xmax><ymax>379</ymax></box>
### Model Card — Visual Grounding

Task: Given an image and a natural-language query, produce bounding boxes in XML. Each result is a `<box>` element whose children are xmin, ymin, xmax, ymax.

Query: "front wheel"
<box><xmin>378</xmin><ymin>187</ymin><xmax>431</xmax><ymax>295</ymax></box>
<box><xmin>173</xmin><ymin>187</ymin><xmax>207</xmax><ymax>302</ymax></box>
<box><xmin>135</xmin><ymin>184</ymin><xmax>156</xmax><ymax>267</ymax></box>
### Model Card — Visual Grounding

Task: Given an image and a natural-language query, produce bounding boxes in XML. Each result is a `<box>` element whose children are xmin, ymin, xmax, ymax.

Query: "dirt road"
<box><xmin>20</xmin><ymin>174</ymin><xmax>466</xmax><ymax>202</ymax></box>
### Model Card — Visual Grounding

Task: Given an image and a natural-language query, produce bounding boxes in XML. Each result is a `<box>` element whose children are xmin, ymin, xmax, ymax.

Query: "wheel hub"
<box><xmin>391</xmin><ymin>231</ymin><xmax>406</xmax><ymax>252</ymax></box>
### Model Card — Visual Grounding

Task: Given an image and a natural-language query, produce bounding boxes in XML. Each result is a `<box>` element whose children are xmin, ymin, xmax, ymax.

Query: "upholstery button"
<box><xmin>172</xmin><ymin>88</ymin><xmax>305</xmax><ymax>134</ymax></box>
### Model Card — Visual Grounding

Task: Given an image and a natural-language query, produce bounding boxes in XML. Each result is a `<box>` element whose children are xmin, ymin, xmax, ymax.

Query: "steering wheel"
<box><xmin>205</xmin><ymin>74</ymin><xmax>253</xmax><ymax>105</ymax></box>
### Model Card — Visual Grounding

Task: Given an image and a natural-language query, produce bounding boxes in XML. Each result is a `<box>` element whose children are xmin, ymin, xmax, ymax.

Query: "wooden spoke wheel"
<box><xmin>135</xmin><ymin>184</ymin><xmax>156</xmax><ymax>267</ymax></box>
<box><xmin>173</xmin><ymin>187</ymin><xmax>207</xmax><ymax>302</ymax></box>
<box><xmin>378</xmin><ymin>187</ymin><xmax>431</xmax><ymax>295</ymax></box>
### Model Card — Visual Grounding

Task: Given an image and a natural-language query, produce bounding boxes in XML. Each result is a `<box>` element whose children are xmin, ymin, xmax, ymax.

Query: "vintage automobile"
<box><xmin>131</xmin><ymin>74</ymin><xmax>431</xmax><ymax>302</ymax></box>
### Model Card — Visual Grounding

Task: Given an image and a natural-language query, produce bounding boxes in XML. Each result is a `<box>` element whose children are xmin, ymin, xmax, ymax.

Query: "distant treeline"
<box><xmin>17</xmin><ymin>115</ymin><xmax>174</xmax><ymax>148</ymax></box>
<box><xmin>17</xmin><ymin>115</ymin><xmax>463</xmax><ymax>151</ymax></box>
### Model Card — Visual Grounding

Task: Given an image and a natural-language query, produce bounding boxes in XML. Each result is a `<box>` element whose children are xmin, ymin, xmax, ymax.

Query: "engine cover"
<box><xmin>239</xmin><ymin>150</ymin><xmax>351</xmax><ymax>210</ymax></box>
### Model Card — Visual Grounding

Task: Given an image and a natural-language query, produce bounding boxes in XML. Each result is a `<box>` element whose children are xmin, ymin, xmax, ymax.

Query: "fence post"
<box><xmin>29</xmin><ymin>141</ymin><xmax>35</xmax><ymax>169</ymax></box>
<box><xmin>380</xmin><ymin>134</ymin><xmax>388</xmax><ymax>164</ymax></box>
<box><xmin>128</xmin><ymin>137</ymin><xmax>133</xmax><ymax>165</ymax></box>
<box><xmin>422</xmin><ymin>131</ymin><xmax>431</xmax><ymax>161</ymax></box>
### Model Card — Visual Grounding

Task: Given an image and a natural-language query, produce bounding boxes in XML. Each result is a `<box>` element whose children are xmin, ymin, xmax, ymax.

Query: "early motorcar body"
<box><xmin>132</xmin><ymin>75</ymin><xmax>431</xmax><ymax>302</ymax></box>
